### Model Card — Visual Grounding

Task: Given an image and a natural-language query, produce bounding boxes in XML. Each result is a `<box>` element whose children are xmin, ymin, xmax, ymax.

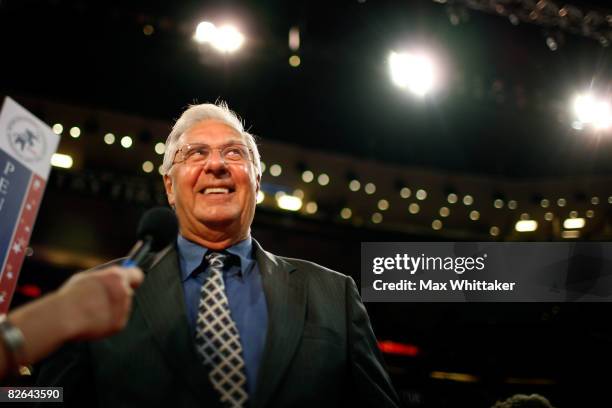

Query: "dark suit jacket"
<box><xmin>37</xmin><ymin>239</ymin><xmax>400</xmax><ymax>408</ymax></box>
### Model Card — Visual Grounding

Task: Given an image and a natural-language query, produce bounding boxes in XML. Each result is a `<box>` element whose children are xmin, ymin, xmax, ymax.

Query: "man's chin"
<box><xmin>195</xmin><ymin>213</ymin><xmax>239</xmax><ymax>229</ymax></box>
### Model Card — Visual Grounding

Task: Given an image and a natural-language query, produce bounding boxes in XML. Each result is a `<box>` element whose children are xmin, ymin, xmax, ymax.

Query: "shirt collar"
<box><xmin>177</xmin><ymin>234</ymin><xmax>255</xmax><ymax>282</ymax></box>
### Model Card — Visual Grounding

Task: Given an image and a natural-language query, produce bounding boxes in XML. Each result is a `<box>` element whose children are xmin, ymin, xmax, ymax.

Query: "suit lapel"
<box><xmin>252</xmin><ymin>240</ymin><xmax>306</xmax><ymax>408</ymax></box>
<box><xmin>135</xmin><ymin>245</ymin><xmax>222</xmax><ymax>407</ymax></box>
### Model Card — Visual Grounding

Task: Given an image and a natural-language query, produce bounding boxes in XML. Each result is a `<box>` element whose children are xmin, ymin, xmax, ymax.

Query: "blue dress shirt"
<box><xmin>177</xmin><ymin>235</ymin><xmax>268</xmax><ymax>397</ymax></box>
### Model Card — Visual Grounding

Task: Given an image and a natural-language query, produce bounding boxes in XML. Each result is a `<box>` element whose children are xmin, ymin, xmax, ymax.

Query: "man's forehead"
<box><xmin>179</xmin><ymin>119</ymin><xmax>244</xmax><ymax>144</ymax></box>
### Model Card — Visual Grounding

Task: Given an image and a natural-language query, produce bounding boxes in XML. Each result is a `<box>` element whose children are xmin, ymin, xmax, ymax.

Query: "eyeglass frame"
<box><xmin>170</xmin><ymin>142</ymin><xmax>255</xmax><ymax>169</ymax></box>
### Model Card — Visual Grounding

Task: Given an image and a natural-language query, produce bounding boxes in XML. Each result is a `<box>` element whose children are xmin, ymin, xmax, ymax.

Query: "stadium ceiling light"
<box><xmin>340</xmin><ymin>208</ymin><xmax>352</xmax><ymax>219</ymax></box>
<box><xmin>301</xmin><ymin>170</ymin><xmax>314</xmax><ymax>183</ymax></box>
<box><xmin>194</xmin><ymin>21</ymin><xmax>244</xmax><ymax>53</ymax></box>
<box><xmin>120</xmin><ymin>136</ymin><xmax>133</xmax><ymax>148</ymax></box>
<box><xmin>52</xmin><ymin>123</ymin><xmax>63</xmax><ymax>135</ymax></box>
<box><xmin>142</xmin><ymin>161</ymin><xmax>154</xmax><ymax>173</ymax></box>
<box><xmin>69</xmin><ymin>126</ymin><xmax>81</xmax><ymax>138</ymax></box>
<box><xmin>289</xmin><ymin>26</ymin><xmax>300</xmax><ymax>51</ymax></box>
<box><xmin>277</xmin><ymin>195</ymin><xmax>302</xmax><ymax>211</ymax></box>
<box><xmin>573</xmin><ymin>93</ymin><xmax>611</xmax><ymax>130</ymax></box>
<box><xmin>269</xmin><ymin>164</ymin><xmax>282</xmax><ymax>177</ymax></box>
<box><xmin>389</xmin><ymin>51</ymin><xmax>437</xmax><ymax>96</ymax></box>
<box><xmin>194</xmin><ymin>21</ymin><xmax>217</xmax><ymax>43</ymax></box>
<box><xmin>213</xmin><ymin>25</ymin><xmax>244</xmax><ymax>53</ymax></box>
<box><xmin>562</xmin><ymin>230</ymin><xmax>580</xmax><ymax>239</ymax></box>
<box><xmin>305</xmin><ymin>201</ymin><xmax>318</xmax><ymax>214</ymax></box>
<box><xmin>155</xmin><ymin>142</ymin><xmax>165</xmax><ymax>155</ymax></box>
<box><xmin>51</xmin><ymin>153</ymin><xmax>73</xmax><ymax>169</ymax></box>
<box><xmin>563</xmin><ymin>218</ymin><xmax>585</xmax><ymax>229</ymax></box>
<box><xmin>515</xmin><ymin>220</ymin><xmax>537</xmax><ymax>232</ymax></box>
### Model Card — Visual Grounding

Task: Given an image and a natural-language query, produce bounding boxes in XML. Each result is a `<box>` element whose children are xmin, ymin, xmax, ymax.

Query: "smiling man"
<box><xmin>162</xmin><ymin>117</ymin><xmax>259</xmax><ymax>250</ymax></box>
<box><xmin>38</xmin><ymin>102</ymin><xmax>399</xmax><ymax>408</ymax></box>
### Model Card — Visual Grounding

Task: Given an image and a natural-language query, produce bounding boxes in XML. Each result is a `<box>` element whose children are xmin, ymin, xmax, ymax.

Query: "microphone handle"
<box><xmin>122</xmin><ymin>236</ymin><xmax>153</xmax><ymax>267</ymax></box>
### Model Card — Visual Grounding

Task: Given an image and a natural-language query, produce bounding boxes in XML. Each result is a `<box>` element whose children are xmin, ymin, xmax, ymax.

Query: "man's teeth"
<box><xmin>204</xmin><ymin>187</ymin><xmax>230</xmax><ymax>194</ymax></box>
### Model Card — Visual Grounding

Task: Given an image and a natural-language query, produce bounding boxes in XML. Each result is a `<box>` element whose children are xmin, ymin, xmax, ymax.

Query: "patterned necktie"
<box><xmin>195</xmin><ymin>252</ymin><xmax>248</xmax><ymax>407</ymax></box>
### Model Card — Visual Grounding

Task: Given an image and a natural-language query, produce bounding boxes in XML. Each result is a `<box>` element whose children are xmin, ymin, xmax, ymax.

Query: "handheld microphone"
<box><xmin>122</xmin><ymin>207</ymin><xmax>178</xmax><ymax>267</ymax></box>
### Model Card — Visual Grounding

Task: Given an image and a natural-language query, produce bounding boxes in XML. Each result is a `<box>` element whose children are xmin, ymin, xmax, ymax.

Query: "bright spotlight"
<box><xmin>194</xmin><ymin>21</ymin><xmax>217</xmax><ymax>43</ymax></box>
<box><xmin>194</xmin><ymin>22</ymin><xmax>244</xmax><ymax>53</ymax></box>
<box><xmin>573</xmin><ymin>93</ymin><xmax>611</xmax><ymax>130</ymax></box>
<box><xmin>212</xmin><ymin>25</ymin><xmax>244</xmax><ymax>53</ymax></box>
<box><xmin>389</xmin><ymin>51</ymin><xmax>436</xmax><ymax>96</ymax></box>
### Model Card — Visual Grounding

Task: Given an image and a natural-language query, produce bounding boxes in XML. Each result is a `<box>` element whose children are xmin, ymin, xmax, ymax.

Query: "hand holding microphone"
<box><xmin>0</xmin><ymin>207</ymin><xmax>177</xmax><ymax>378</ymax></box>
<box><xmin>1</xmin><ymin>265</ymin><xmax>144</xmax><ymax>377</ymax></box>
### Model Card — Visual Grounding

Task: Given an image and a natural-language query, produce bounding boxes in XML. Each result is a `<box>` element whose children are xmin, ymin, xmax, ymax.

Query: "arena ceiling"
<box><xmin>1</xmin><ymin>0</ymin><xmax>612</xmax><ymax>178</ymax></box>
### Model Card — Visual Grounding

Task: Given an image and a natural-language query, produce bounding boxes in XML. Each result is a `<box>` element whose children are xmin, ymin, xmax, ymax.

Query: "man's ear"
<box><xmin>163</xmin><ymin>174</ymin><xmax>175</xmax><ymax>207</ymax></box>
<box><xmin>255</xmin><ymin>173</ymin><xmax>261</xmax><ymax>193</ymax></box>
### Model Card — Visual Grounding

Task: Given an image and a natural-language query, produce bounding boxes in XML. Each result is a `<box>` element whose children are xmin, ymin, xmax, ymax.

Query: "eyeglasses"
<box><xmin>172</xmin><ymin>143</ymin><xmax>253</xmax><ymax>167</ymax></box>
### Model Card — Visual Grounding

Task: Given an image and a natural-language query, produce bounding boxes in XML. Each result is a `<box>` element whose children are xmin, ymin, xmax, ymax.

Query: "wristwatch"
<box><xmin>0</xmin><ymin>314</ymin><xmax>26</xmax><ymax>373</ymax></box>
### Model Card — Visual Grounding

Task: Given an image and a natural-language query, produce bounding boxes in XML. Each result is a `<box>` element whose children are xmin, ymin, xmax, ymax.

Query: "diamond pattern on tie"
<box><xmin>195</xmin><ymin>252</ymin><xmax>248</xmax><ymax>407</ymax></box>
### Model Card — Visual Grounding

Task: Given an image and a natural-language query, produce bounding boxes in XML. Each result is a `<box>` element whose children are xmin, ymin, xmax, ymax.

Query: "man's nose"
<box><xmin>203</xmin><ymin>149</ymin><xmax>228</xmax><ymax>173</ymax></box>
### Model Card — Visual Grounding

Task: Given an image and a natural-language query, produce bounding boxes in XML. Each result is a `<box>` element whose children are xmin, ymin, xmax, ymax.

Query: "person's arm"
<box><xmin>346</xmin><ymin>276</ymin><xmax>401</xmax><ymax>407</ymax></box>
<box><xmin>0</xmin><ymin>266</ymin><xmax>143</xmax><ymax>378</ymax></box>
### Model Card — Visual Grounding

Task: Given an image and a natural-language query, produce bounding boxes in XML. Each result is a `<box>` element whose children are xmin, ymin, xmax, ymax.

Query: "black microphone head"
<box><xmin>137</xmin><ymin>207</ymin><xmax>178</xmax><ymax>251</ymax></box>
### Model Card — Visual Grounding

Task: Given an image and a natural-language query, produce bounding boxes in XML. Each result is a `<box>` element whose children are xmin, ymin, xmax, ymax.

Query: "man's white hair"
<box><xmin>160</xmin><ymin>102</ymin><xmax>262</xmax><ymax>177</ymax></box>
